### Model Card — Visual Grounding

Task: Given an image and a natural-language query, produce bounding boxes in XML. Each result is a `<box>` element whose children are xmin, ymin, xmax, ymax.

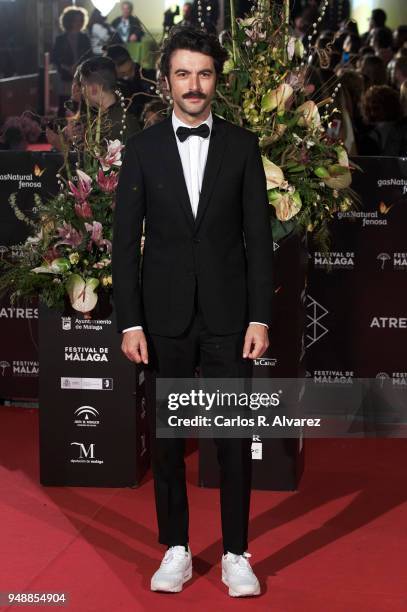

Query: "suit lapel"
<box><xmin>195</xmin><ymin>115</ymin><xmax>227</xmax><ymax>230</ymax></box>
<box><xmin>160</xmin><ymin>117</ymin><xmax>196</xmax><ymax>229</ymax></box>
<box><xmin>159</xmin><ymin>114</ymin><xmax>228</xmax><ymax>231</ymax></box>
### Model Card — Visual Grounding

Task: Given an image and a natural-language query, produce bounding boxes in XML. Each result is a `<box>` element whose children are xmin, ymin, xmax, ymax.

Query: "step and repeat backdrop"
<box><xmin>1</xmin><ymin>153</ymin><xmax>406</xmax><ymax>488</ymax></box>
<box><xmin>0</xmin><ymin>152</ymin><xmax>62</xmax><ymax>399</ymax></box>
<box><xmin>306</xmin><ymin>156</ymin><xmax>407</xmax><ymax>381</ymax></box>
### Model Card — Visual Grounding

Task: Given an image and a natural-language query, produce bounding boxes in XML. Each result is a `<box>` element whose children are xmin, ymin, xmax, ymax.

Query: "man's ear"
<box><xmin>164</xmin><ymin>76</ymin><xmax>170</xmax><ymax>91</ymax></box>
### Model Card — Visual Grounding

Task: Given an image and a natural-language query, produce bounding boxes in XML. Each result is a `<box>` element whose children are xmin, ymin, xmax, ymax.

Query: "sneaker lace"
<box><xmin>229</xmin><ymin>552</ymin><xmax>253</xmax><ymax>574</ymax></box>
<box><xmin>162</xmin><ymin>546</ymin><xmax>187</xmax><ymax>567</ymax></box>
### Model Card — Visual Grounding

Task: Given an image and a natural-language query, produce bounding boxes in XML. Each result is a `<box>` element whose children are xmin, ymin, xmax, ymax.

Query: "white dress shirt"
<box><xmin>123</xmin><ymin>110</ymin><xmax>268</xmax><ymax>332</ymax></box>
<box><xmin>172</xmin><ymin>110</ymin><xmax>212</xmax><ymax>218</ymax></box>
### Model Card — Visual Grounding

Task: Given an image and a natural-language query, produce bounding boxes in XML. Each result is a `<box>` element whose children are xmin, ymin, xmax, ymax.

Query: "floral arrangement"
<box><xmin>0</xmin><ymin>82</ymin><xmax>146</xmax><ymax>316</ymax></box>
<box><xmin>216</xmin><ymin>0</ymin><xmax>357</xmax><ymax>247</ymax></box>
<box><xmin>0</xmin><ymin>131</ymin><xmax>126</xmax><ymax>316</ymax></box>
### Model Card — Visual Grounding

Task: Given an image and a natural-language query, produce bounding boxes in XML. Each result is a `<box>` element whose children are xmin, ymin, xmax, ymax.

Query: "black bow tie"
<box><xmin>176</xmin><ymin>123</ymin><xmax>210</xmax><ymax>142</ymax></box>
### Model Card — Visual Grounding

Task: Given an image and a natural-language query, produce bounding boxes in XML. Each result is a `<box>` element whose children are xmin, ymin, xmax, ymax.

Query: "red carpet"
<box><xmin>1</xmin><ymin>406</ymin><xmax>406</xmax><ymax>611</ymax></box>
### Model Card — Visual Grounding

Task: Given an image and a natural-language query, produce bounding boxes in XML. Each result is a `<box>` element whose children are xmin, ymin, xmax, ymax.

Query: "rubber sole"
<box><xmin>151</xmin><ymin>565</ymin><xmax>193</xmax><ymax>593</ymax></box>
<box><xmin>222</xmin><ymin>573</ymin><xmax>261</xmax><ymax>597</ymax></box>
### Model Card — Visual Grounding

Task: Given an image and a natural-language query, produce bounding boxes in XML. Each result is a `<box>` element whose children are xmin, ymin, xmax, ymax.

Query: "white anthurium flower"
<box><xmin>260</xmin><ymin>124</ymin><xmax>288</xmax><ymax>146</ymax></box>
<box><xmin>32</xmin><ymin>258</ymin><xmax>70</xmax><ymax>275</ymax></box>
<box><xmin>287</xmin><ymin>37</ymin><xmax>296</xmax><ymax>60</ymax></box>
<box><xmin>296</xmin><ymin>100</ymin><xmax>321</xmax><ymax>128</ymax></box>
<box><xmin>271</xmin><ymin>191</ymin><xmax>302</xmax><ymax>221</ymax></box>
<box><xmin>336</xmin><ymin>146</ymin><xmax>349</xmax><ymax>167</ymax></box>
<box><xmin>261</xmin><ymin>84</ymin><xmax>294</xmax><ymax>113</ymax></box>
<box><xmin>66</xmin><ymin>274</ymin><xmax>100</xmax><ymax>313</ymax></box>
<box><xmin>262</xmin><ymin>157</ymin><xmax>285</xmax><ymax>190</ymax></box>
<box><xmin>323</xmin><ymin>146</ymin><xmax>352</xmax><ymax>189</ymax></box>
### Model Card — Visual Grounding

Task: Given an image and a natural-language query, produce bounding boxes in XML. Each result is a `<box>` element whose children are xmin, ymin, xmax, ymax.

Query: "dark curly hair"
<box><xmin>158</xmin><ymin>26</ymin><xmax>228</xmax><ymax>80</ymax></box>
<box><xmin>59</xmin><ymin>7</ymin><xmax>88</xmax><ymax>33</ymax></box>
<box><xmin>362</xmin><ymin>85</ymin><xmax>402</xmax><ymax>123</ymax></box>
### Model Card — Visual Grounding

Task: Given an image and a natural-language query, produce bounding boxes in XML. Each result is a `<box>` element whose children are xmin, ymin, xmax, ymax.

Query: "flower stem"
<box><xmin>284</xmin><ymin>0</ymin><xmax>290</xmax><ymax>63</ymax></box>
<box><xmin>229</xmin><ymin>0</ymin><xmax>237</xmax><ymax>64</ymax></box>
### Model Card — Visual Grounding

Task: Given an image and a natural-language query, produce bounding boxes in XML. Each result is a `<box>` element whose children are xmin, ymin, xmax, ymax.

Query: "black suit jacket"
<box><xmin>112</xmin><ymin>114</ymin><xmax>274</xmax><ymax>336</ymax></box>
<box><xmin>111</xmin><ymin>15</ymin><xmax>144</xmax><ymax>41</ymax></box>
<box><xmin>51</xmin><ymin>33</ymin><xmax>92</xmax><ymax>82</ymax></box>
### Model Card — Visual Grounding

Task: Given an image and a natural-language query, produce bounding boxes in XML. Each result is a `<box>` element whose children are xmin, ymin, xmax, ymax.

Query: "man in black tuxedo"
<box><xmin>112</xmin><ymin>26</ymin><xmax>274</xmax><ymax>597</ymax></box>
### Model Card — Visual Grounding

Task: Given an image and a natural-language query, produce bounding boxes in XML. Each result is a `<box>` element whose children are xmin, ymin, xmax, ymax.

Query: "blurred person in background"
<box><xmin>111</xmin><ymin>1</ymin><xmax>144</xmax><ymax>44</ymax></box>
<box><xmin>0</xmin><ymin>126</ymin><xmax>25</xmax><ymax>151</ymax></box>
<box><xmin>52</xmin><ymin>6</ymin><xmax>91</xmax><ymax>117</ymax></box>
<box><xmin>393</xmin><ymin>25</ymin><xmax>407</xmax><ymax>52</ymax></box>
<box><xmin>0</xmin><ymin>113</ymin><xmax>42</xmax><ymax>151</ymax></box>
<box><xmin>79</xmin><ymin>56</ymin><xmax>140</xmax><ymax>141</ymax></box>
<box><xmin>361</xmin><ymin>8</ymin><xmax>389</xmax><ymax>46</ymax></box>
<box><xmin>140</xmin><ymin>99</ymin><xmax>169</xmax><ymax>128</ymax></box>
<box><xmin>339</xmin><ymin>18</ymin><xmax>359</xmax><ymax>37</ymax></box>
<box><xmin>359</xmin><ymin>54</ymin><xmax>387</xmax><ymax>89</ymax></box>
<box><xmin>163</xmin><ymin>4</ymin><xmax>180</xmax><ymax>35</ymax></box>
<box><xmin>105</xmin><ymin>45</ymin><xmax>154</xmax><ymax>120</ymax></box>
<box><xmin>391</xmin><ymin>56</ymin><xmax>407</xmax><ymax>90</ymax></box>
<box><xmin>337</xmin><ymin>69</ymin><xmax>366</xmax><ymax>152</ymax></box>
<box><xmin>45</xmin><ymin>69</ymin><xmax>85</xmax><ymax>151</ymax></box>
<box><xmin>163</xmin><ymin>2</ymin><xmax>195</xmax><ymax>36</ymax></box>
<box><xmin>88</xmin><ymin>8</ymin><xmax>115</xmax><ymax>56</ymax></box>
<box><xmin>359</xmin><ymin>85</ymin><xmax>407</xmax><ymax>155</ymax></box>
<box><xmin>388</xmin><ymin>40</ymin><xmax>407</xmax><ymax>87</ymax></box>
<box><xmin>179</xmin><ymin>2</ymin><xmax>194</xmax><ymax>28</ymax></box>
<box><xmin>338</xmin><ymin>69</ymin><xmax>365</xmax><ymax>117</ymax></box>
<box><xmin>293</xmin><ymin>8</ymin><xmax>317</xmax><ymax>48</ymax></box>
<box><xmin>356</xmin><ymin>45</ymin><xmax>375</xmax><ymax>69</ymax></box>
<box><xmin>371</xmin><ymin>27</ymin><xmax>394</xmax><ymax>66</ymax></box>
<box><xmin>342</xmin><ymin>32</ymin><xmax>361</xmax><ymax>66</ymax></box>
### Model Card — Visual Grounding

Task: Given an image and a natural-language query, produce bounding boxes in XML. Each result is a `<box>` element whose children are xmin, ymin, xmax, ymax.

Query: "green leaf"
<box><xmin>271</xmin><ymin>218</ymin><xmax>298</xmax><ymax>242</ymax></box>
<box><xmin>287</xmin><ymin>164</ymin><xmax>306</xmax><ymax>173</ymax></box>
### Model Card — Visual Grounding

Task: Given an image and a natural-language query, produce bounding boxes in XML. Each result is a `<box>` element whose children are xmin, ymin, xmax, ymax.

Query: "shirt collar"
<box><xmin>172</xmin><ymin>110</ymin><xmax>213</xmax><ymax>136</ymax></box>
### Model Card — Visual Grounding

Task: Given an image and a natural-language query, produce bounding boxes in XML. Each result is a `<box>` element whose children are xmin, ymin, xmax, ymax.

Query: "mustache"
<box><xmin>183</xmin><ymin>91</ymin><xmax>207</xmax><ymax>99</ymax></box>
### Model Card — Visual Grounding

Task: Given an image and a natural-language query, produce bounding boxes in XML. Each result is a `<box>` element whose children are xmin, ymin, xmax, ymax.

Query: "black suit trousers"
<box><xmin>144</xmin><ymin>287</ymin><xmax>253</xmax><ymax>554</ymax></box>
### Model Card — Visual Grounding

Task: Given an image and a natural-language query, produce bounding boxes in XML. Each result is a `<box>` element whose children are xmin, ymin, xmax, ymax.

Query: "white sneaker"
<box><xmin>222</xmin><ymin>551</ymin><xmax>261</xmax><ymax>597</ymax></box>
<box><xmin>151</xmin><ymin>545</ymin><xmax>192</xmax><ymax>592</ymax></box>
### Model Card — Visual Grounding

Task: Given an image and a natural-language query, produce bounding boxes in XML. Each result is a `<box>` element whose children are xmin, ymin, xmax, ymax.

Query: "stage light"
<box><xmin>90</xmin><ymin>0</ymin><xmax>118</xmax><ymax>17</ymax></box>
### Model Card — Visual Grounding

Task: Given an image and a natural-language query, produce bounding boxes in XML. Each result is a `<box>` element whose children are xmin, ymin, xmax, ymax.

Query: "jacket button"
<box><xmin>193</xmin><ymin>238</ymin><xmax>201</xmax><ymax>243</ymax></box>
